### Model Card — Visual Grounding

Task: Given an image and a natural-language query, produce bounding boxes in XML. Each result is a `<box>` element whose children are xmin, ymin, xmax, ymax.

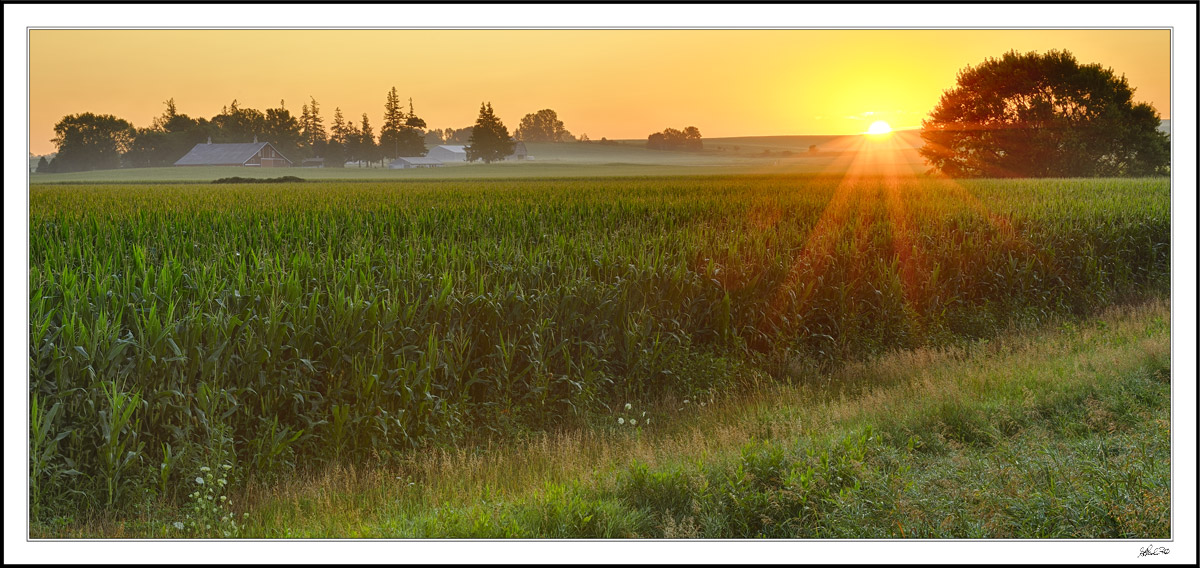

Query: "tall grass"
<box><xmin>28</xmin><ymin>175</ymin><xmax>1169</xmax><ymax>522</ymax></box>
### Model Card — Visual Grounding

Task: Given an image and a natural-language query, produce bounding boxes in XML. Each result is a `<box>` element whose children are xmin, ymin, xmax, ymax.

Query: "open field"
<box><xmin>27</xmin><ymin>133</ymin><xmax>928</xmax><ymax>183</ymax></box>
<box><xmin>28</xmin><ymin>173</ymin><xmax>1170</xmax><ymax>537</ymax></box>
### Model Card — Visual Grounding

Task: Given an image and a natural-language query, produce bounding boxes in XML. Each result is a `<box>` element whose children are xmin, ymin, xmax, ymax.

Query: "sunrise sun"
<box><xmin>866</xmin><ymin>120</ymin><xmax>893</xmax><ymax>135</ymax></box>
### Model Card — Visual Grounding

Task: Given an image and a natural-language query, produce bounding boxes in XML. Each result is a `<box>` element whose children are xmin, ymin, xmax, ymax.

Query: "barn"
<box><xmin>174</xmin><ymin>137</ymin><xmax>292</xmax><ymax>167</ymax></box>
<box><xmin>427</xmin><ymin>145</ymin><xmax>468</xmax><ymax>162</ymax></box>
<box><xmin>389</xmin><ymin>157</ymin><xmax>443</xmax><ymax>169</ymax></box>
<box><xmin>509</xmin><ymin>141</ymin><xmax>528</xmax><ymax>160</ymax></box>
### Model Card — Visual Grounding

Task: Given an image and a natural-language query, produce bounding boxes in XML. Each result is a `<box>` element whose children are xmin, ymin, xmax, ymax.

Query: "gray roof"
<box><xmin>391</xmin><ymin>156</ymin><xmax>443</xmax><ymax>165</ymax></box>
<box><xmin>174</xmin><ymin>142</ymin><xmax>287</xmax><ymax>166</ymax></box>
<box><xmin>431</xmin><ymin>145</ymin><xmax>467</xmax><ymax>153</ymax></box>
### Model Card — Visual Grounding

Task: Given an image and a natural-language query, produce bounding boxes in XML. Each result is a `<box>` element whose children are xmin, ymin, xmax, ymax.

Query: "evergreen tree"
<box><xmin>405</xmin><ymin>98</ymin><xmax>427</xmax><ymax>129</ymax></box>
<box><xmin>300</xmin><ymin>103</ymin><xmax>312</xmax><ymax>144</ymax></box>
<box><xmin>36</xmin><ymin>156</ymin><xmax>49</xmax><ymax>173</ymax></box>
<box><xmin>395</xmin><ymin>98</ymin><xmax>427</xmax><ymax>156</ymax></box>
<box><xmin>301</xmin><ymin>96</ymin><xmax>327</xmax><ymax>154</ymax></box>
<box><xmin>380</xmin><ymin>87</ymin><xmax>406</xmax><ymax>159</ymax></box>
<box><xmin>127</xmin><ymin>98</ymin><xmax>206</xmax><ymax>166</ymax></box>
<box><xmin>465</xmin><ymin>102</ymin><xmax>515</xmax><ymax>164</ymax></box>
<box><xmin>359</xmin><ymin>113</ymin><xmax>379</xmax><ymax>167</ymax></box>
<box><xmin>345</xmin><ymin>121</ymin><xmax>363</xmax><ymax>166</ymax></box>
<box><xmin>330</xmin><ymin>107</ymin><xmax>348</xmax><ymax>146</ymax></box>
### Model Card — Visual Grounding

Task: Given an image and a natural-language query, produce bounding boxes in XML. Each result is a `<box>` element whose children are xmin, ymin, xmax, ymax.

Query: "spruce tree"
<box><xmin>465</xmin><ymin>103</ymin><xmax>515</xmax><ymax>164</ymax></box>
<box><xmin>359</xmin><ymin>113</ymin><xmax>378</xmax><ymax>167</ymax></box>
<box><xmin>381</xmin><ymin>87</ymin><xmax>405</xmax><ymax>159</ymax></box>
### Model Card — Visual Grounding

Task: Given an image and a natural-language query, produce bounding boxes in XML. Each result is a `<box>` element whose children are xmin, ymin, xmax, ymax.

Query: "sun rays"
<box><xmin>757</xmin><ymin>127</ymin><xmax>1032</xmax><ymax>341</ymax></box>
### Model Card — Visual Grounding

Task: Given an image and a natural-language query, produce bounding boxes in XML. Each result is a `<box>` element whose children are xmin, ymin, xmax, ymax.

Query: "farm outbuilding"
<box><xmin>427</xmin><ymin>145</ymin><xmax>468</xmax><ymax>162</ymax></box>
<box><xmin>389</xmin><ymin>157</ymin><xmax>443</xmax><ymax>169</ymax></box>
<box><xmin>508</xmin><ymin>141</ymin><xmax>528</xmax><ymax>160</ymax></box>
<box><xmin>174</xmin><ymin>138</ymin><xmax>292</xmax><ymax>167</ymax></box>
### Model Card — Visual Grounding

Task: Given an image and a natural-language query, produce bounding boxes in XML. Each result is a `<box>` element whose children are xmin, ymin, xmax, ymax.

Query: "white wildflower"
<box><xmin>618</xmin><ymin>417</ymin><xmax>624</xmax><ymax>425</ymax></box>
<box><xmin>630</xmin><ymin>419</ymin><xmax>637</xmax><ymax>426</ymax></box>
<box><xmin>173</xmin><ymin>521</ymin><xmax>185</xmax><ymax>530</ymax></box>
<box><xmin>624</xmin><ymin>403</ymin><xmax>632</xmax><ymax>411</ymax></box>
<box><xmin>195</xmin><ymin>477</ymin><xmax>204</xmax><ymax>485</ymax></box>
<box><xmin>199</xmin><ymin>466</ymin><xmax>211</xmax><ymax>473</ymax></box>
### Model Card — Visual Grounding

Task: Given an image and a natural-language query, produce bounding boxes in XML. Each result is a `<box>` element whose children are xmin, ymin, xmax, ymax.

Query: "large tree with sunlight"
<box><xmin>920</xmin><ymin>50</ymin><xmax>1169</xmax><ymax>178</ymax></box>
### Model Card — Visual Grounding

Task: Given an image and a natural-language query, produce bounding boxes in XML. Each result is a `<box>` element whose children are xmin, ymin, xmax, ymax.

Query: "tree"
<box><xmin>152</xmin><ymin>98</ymin><xmax>199</xmax><ymax>134</ymax></box>
<box><xmin>330</xmin><ymin>107</ymin><xmax>349</xmax><ymax>146</ymax></box>
<box><xmin>515</xmin><ymin>109</ymin><xmax>571</xmax><ymax>142</ymax></box>
<box><xmin>465</xmin><ymin>102</ymin><xmax>515</xmax><ymax>163</ymax></box>
<box><xmin>124</xmin><ymin>99</ymin><xmax>208</xmax><ymax>167</ymax></box>
<box><xmin>682</xmin><ymin>126</ymin><xmax>703</xmax><ymax>150</ymax></box>
<box><xmin>443</xmin><ymin>126</ymin><xmax>473</xmax><ymax>144</ymax></box>
<box><xmin>323</xmin><ymin>140</ymin><xmax>346</xmax><ymax>168</ymax></box>
<box><xmin>211</xmin><ymin>99</ymin><xmax>266</xmax><ymax>142</ymax></box>
<box><xmin>344</xmin><ymin>121</ymin><xmax>363</xmax><ymax>166</ymax></box>
<box><xmin>920</xmin><ymin>49</ymin><xmax>1169</xmax><ymax>178</ymax></box>
<box><xmin>424</xmin><ymin>129</ymin><xmax>445</xmax><ymax>145</ymax></box>
<box><xmin>301</xmin><ymin>96</ymin><xmax>327</xmax><ymax>155</ymax></box>
<box><xmin>647</xmin><ymin>126</ymin><xmax>703</xmax><ymax>151</ymax></box>
<box><xmin>380</xmin><ymin>87</ymin><xmax>406</xmax><ymax>159</ymax></box>
<box><xmin>394</xmin><ymin>98</ymin><xmax>427</xmax><ymax>157</ymax></box>
<box><xmin>405</xmin><ymin>98</ymin><xmax>426</xmax><ymax>130</ymax></box>
<box><xmin>36</xmin><ymin>156</ymin><xmax>49</xmax><ymax>173</ymax></box>
<box><xmin>357</xmin><ymin>113</ymin><xmax>380</xmax><ymax>167</ymax></box>
<box><xmin>123</xmin><ymin>128</ymin><xmax>173</xmax><ymax>168</ymax></box>
<box><xmin>263</xmin><ymin>100</ymin><xmax>302</xmax><ymax>158</ymax></box>
<box><xmin>50</xmin><ymin>113</ymin><xmax>135</xmax><ymax>172</ymax></box>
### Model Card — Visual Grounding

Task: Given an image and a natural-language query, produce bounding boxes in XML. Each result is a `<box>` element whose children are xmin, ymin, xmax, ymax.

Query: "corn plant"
<box><xmin>29</xmin><ymin>175</ymin><xmax>1170</xmax><ymax>521</ymax></box>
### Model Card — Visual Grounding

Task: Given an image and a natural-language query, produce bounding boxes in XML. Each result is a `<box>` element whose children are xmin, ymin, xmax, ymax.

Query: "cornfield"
<box><xmin>28</xmin><ymin>175</ymin><xmax>1170</xmax><ymax>519</ymax></box>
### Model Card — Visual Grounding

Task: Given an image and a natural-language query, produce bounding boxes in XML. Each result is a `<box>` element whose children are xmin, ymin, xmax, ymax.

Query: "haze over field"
<box><xmin>28</xmin><ymin>29</ymin><xmax>1170</xmax><ymax>156</ymax></box>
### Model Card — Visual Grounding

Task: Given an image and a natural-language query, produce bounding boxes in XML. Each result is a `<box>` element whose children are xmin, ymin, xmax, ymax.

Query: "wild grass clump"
<box><xmin>28</xmin><ymin>175</ymin><xmax>1169</xmax><ymax>524</ymax></box>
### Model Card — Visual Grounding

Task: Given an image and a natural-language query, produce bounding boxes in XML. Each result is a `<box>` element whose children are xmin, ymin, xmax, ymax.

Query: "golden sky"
<box><xmin>28</xmin><ymin>29</ymin><xmax>1170</xmax><ymax>155</ymax></box>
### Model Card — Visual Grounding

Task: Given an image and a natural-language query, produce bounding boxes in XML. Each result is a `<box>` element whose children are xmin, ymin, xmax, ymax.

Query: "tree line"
<box><xmin>647</xmin><ymin>126</ymin><xmax>703</xmax><ymax>151</ymax></box>
<box><xmin>39</xmin><ymin>95</ymin><xmax>579</xmax><ymax>172</ymax></box>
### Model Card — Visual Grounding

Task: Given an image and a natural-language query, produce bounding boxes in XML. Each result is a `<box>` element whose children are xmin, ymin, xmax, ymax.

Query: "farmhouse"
<box><xmin>389</xmin><ymin>157</ymin><xmax>443</xmax><ymax>169</ymax></box>
<box><xmin>427</xmin><ymin>145</ymin><xmax>468</xmax><ymax>162</ymax></box>
<box><xmin>174</xmin><ymin>137</ymin><xmax>292</xmax><ymax>167</ymax></box>
<box><xmin>509</xmin><ymin>141</ymin><xmax>528</xmax><ymax>160</ymax></box>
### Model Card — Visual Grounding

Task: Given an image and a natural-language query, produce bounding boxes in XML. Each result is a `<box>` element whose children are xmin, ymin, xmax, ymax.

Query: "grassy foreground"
<box><xmin>39</xmin><ymin>298</ymin><xmax>1170</xmax><ymax>538</ymax></box>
